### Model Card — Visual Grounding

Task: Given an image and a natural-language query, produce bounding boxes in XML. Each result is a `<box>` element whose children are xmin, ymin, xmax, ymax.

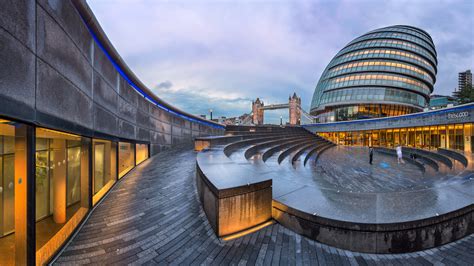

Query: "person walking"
<box><xmin>396</xmin><ymin>145</ymin><xmax>403</xmax><ymax>164</ymax></box>
<box><xmin>369</xmin><ymin>146</ymin><xmax>374</xmax><ymax>165</ymax></box>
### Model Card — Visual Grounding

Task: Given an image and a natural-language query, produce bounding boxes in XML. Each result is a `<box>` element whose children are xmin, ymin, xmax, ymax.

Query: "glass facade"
<box><xmin>135</xmin><ymin>143</ymin><xmax>149</xmax><ymax>165</ymax></box>
<box><xmin>311</xmin><ymin>25</ymin><xmax>437</xmax><ymax>122</ymax></box>
<box><xmin>0</xmin><ymin>117</ymin><xmax>149</xmax><ymax>264</ymax></box>
<box><xmin>92</xmin><ymin>139</ymin><xmax>117</xmax><ymax>205</ymax></box>
<box><xmin>318</xmin><ymin>123</ymin><xmax>473</xmax><ymax>153</ymax></box>
<box><xmin>119</xmin><ymin>142</ymin><xmax>135</xmax><ymax>178</ymax></box>
<box><xmin>0</xmin><ymin>119</ymin><xmax>28</xmax><ymax>265</ymax></box>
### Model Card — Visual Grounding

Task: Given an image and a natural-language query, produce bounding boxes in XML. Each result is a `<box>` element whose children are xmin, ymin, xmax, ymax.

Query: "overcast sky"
<box><xmin>88</xmin><ymin>0</ymin><xmax>473</xmax><ymax>123</ymax></box>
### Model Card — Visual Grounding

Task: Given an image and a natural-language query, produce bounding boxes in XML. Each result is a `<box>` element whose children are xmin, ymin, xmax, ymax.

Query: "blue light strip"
<box><xmin>84</xmin><ymin>23</ymin><xmax>224</xmax><ymax>129</ymax></box>
<box><xmin>303</xmin><ymin>103</ymin><xmax>474</xmax><ymax>128</ymax></box>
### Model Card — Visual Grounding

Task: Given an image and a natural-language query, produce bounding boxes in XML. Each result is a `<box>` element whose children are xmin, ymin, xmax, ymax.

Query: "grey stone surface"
<box><xmin>93</xmin><ymin>71</ymin><xmax>118</xmax><ymax>113</ymax></box>
<box><xmin>55</xmin><ymin>147</ymin><xmax>474</xmax><ymax>265</ymax></box>
<box><xmin>36</xmin><ymin>6</ymin><xmax>92</xmax><ymax>97</ymax></box>
<box><xmin>37</xmin><ymin>0</ymin><xmax>92</xmax><ymax>62</ymax></box>
<box><xmin>36</xmin><ymin>59</ymin><xmax>93</xmax><ymax>128</ymax></box>
<box><xmin>118</xmin><ymin>119</ymin><xmax>136</xmax><ymax>140</ymax></box>
<box><xmin>117</xmin><ymin>97</ymin><xmax>136</xmax><ymax>123</ymax></box>
<box><xmin>92</xmin><ymin>42</ymin><xmax>118</xmax><ymax>90</ymax></box>
<box><xmin>93</xmin><ymin>104</ymin><xmax>118</xmax><ymax>136</ymax></box>
<box><xmin>0</xmin><ymin>0</ymin><xmax>35</xmax><ymax>50</ymax></box>
<box><xmin>0</xmin><ymin>27</ymin><xmax>36</xmax><ymax>107</ymax></box>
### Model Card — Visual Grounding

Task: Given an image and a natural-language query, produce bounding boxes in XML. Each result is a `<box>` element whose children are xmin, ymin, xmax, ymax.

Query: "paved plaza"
<box><xmin>55</xmin><ymin>146</ymin><xmax>474</xmax><ymax>265</ymax></box>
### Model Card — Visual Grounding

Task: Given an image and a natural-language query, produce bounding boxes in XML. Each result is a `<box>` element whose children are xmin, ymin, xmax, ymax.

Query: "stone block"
<box><xmin>151</xmin><ymin>131</ymin><xmax>172</xmax><ymax>146</ymax></box>
<box><xmin>119</xmin><ymin>76</ymin><xmax>138</xmax><ymax>106</ymax></box>
<box><xmin>136</xmin><ymin>110</ymin><xmax>151</xmax><ymax>129</ymax></box>
<box><xmin>93</xmin><ymin>71</ymin><xmax>118</xmax><ymax>113</ymax></box>
<box><xmin>37</xmin><ymin>7</ymin><xmax>92</xmax><ymax>97</ymax></box>
<box><xmin>36</xmin><ymin>59</ymin><xmax>93</xmax><ymax>129</ymax></box>
<box><xmin>0</xmin><ymin>0</ymin><xmax>35</xmax><ymax>50</ymax></box>
<box><xmin>37</xmin><ymin>0</ymin><xmax>92</xmax><ymax>62</ymax></box>
<box><xmin>0</xmin><ymin>28</ymin><xmax>36</xmax><ymax>111</ymax></box>
<box><xmin>93</xmin><ymin>104</ymin><xmax>118</xmax><ymax>136</ymax></box>
<box><xmin>136</xmin><ymin>127</ymin><xmax>150</xmax><ymax>142</ymax></box>
<box><xmin>119</xmin><ymin>119</ymin><xmax>135</xmax><ymax>139</ymax></box>
<box><xmin>93</xmin><ymin>42</ymin><xmax>117</xmax><ymax>90</ymax></box>
<box><xmin>118</xmin><ymin>97</ymin><xmax>136</xmax><ymax>123</ymax></box>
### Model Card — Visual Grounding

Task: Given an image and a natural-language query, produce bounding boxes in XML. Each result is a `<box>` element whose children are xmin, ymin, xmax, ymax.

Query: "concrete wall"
<box><xmin>0</xmin><ymin>0</ymin><xmax>224</xmax><ymax>155</ymax></box>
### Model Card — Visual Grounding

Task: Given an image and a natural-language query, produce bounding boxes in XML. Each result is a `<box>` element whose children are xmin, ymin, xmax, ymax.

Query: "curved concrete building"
<box><xmin>310</xmin><ymin>25</ymin><xmax>437</xmax><ymax>122</ymax></box>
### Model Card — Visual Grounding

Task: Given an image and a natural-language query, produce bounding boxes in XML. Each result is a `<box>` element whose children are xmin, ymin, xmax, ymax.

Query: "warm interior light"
<box><xmin>221</xmin><ymin>220</ymin><xmax>274</xmax><ymax>241</ymax></box>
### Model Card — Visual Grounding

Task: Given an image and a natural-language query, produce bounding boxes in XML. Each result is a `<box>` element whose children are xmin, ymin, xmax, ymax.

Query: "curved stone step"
<box><xmin>374</xmin><ymin>147</ymin><xmax>426</xmax><ymax>173</ymax></box>
<box><xmin>262</xmin><ymin>138</ymin><xmax>316</xmax><ymax>162</ymax></box>
<box><xmin>303</xmin><ymin>142</ymin><xmax>333</xmax><ymax>166</ymax></box>
<box><xmin>244</xmin><ymin>136</ymin><xmax>309</xmax><ymax>160</ymax></box>
<box><xmin>401</xmin><ymin>148</ymin><xmax>439</xmax><ymax>171</ymax></box>
<box><xmin>313</xmin><ymin>143</ymin><xmax>336</xmax><ymax>165</ymax></box>
<box><xmin>291</xmin><ymin>143</ymin><xmax>319</xmax><ymax>165</ymax></box>
<box><xmin>438</xmin><ymin>148</ymin><xmax>468</xmax><ymax>167</ymax></box>
<box><xmin>223</xmin><ymin>135</ymin><xmax>304</xmax><ymax>157</ymax></box>
<box><xmin>277</xmin><ymin>139</ymin><xmax>317</xmax><ymax>164</ymax></box>
<box><xmin>403</xmin><ymin>147</ymin><xmax>453</xmax><ymax>169</ymax></box>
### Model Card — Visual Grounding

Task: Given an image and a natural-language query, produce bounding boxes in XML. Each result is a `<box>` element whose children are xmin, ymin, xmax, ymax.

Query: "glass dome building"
<box><xmin>310</xmin><ymin>25</ymin><xmax>437</xmax><ymax>122</ymax></box>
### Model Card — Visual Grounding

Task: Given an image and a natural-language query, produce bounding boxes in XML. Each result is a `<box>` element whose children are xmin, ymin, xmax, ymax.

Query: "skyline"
<box><xmin>88</xmin><ymin>0</ymin><xmax>474</xmax><ymax>123</ymax></box>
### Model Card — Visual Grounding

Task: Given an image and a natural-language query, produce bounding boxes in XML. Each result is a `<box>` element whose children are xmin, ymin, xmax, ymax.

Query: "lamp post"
<box><xmin>209</xmin><ymin>109</ymin><xmax>213</xmax><ymax>120</ymax></box>
<box><xmin>280</xmin><ymin>115</ymin><xmax>283</xmax><ymax>126</ymax></box>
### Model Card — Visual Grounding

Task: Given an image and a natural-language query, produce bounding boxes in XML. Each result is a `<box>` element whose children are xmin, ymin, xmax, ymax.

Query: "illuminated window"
<box><xmin>92</xmin><ymin>139</ymin><xmax>117</xmax><ymax>205</ymax></box>
<box><xmin>136</xmin><ymin>143</ymin><xmax>149</xmax><ymax>165</ymax></box>
<box><xmin>119</xmin><ymin>142</ymin><xmax>135</xmax><ymax>178</ymax></box>
<box><xmin>35</xmin><ymin>128</ymin><xmax>90</xmax><ymax>265</ymax></box>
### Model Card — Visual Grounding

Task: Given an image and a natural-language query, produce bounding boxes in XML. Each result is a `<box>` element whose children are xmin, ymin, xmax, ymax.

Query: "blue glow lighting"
<box><xmin>83</xmin><ymin>21</ymin><xmax>224</xmax><ymax>130</ymax></box>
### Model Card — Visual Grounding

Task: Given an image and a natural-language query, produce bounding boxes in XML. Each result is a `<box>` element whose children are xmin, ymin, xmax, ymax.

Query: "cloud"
<box><xmin>155</xmin><ymin>80</ymin><xmax>173</xmax><ymax>90</ymax></box>
<box><xmin>88</xmin><ymin>0</ymin><xmax>474</xmax><ymax>122</ymax></box>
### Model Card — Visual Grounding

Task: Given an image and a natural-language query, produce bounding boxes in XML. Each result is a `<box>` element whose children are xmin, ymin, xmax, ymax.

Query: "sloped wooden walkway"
<box><xmin>55</xmin><ymin>147</ymin><xmax>474</xmax><ymax>265</ymax></box>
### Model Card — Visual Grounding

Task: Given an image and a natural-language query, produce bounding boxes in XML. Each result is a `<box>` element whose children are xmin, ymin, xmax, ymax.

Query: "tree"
<box><xmin>453</xmin><ymin>83</ymin><xmax>474</xmax><ymax>104</ymax></box>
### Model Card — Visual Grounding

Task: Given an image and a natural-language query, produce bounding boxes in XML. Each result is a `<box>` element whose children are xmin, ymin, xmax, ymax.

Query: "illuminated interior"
<box><xmin>119</xmin><ymin>142</ymin><xmax>135</xmax><ymax>178</ymax></box>
<box><xmin>318</xmin><ymin>123</ymin><xmax>473</xmax><ymax>153</ymax></box>
<box><xmin>0</xmin><ymin>119</ymin><xmax>150</xmax><ymax>264</ymax></box>
<box><xmin>35</xmin><ymin>128</ymin><xmax>90</xmax><ymax>265</ymax></box>
<box><xmin>0</xmin><ymin>120</ymin><xmax>26</xmax><ymax>265</ymax></box>
<box><xmin>92</xmin><ymin>139</ymin><xmax>117</xmax><ymax>205</ymax></box>
<box><xmin>135</xmin><ymin>143</ymin><xmax>149</xmax><ymax>165</ymax></box>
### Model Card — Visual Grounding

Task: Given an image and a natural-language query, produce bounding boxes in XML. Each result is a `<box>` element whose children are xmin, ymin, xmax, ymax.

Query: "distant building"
<box><xmin>458</xmin><ymin>70</ymin><xmax>472</xmax><ymax>90</ymax></box>
<box><xmin>429</xmin><ymin>94</ymin><xmax>457</xmax><ymax>110</ymax></box>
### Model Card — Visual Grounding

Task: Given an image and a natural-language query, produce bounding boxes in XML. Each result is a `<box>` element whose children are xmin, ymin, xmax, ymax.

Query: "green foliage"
<box><xmin>453</xmin><ymin>84</ymin><xmax>474</xmax><ymax>104</ymax></box>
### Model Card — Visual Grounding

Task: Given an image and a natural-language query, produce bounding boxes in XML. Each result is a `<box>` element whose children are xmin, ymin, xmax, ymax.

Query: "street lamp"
<box><xmin>280</xmin><ymin>115</ymin><xmax>283</xmax><ymax>126</ymax></box>
<box><xmin>209</xmin><ymin>109</ymin><xmax>213</xmax><ymax>120</ymax></box>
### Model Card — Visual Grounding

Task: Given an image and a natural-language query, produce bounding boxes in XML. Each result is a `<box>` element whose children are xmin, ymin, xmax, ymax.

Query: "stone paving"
<box><xmin>55</xmin><ymin>146</ymin><xmax>474</xmax><ymax>265</ymax></box>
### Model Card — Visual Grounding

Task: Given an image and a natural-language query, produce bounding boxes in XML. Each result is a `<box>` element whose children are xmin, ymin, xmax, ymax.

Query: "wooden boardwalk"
<box><xmin>55</xmin><ymin>147</ymin><xmax>474</xmax><ymax>265</ymax></box>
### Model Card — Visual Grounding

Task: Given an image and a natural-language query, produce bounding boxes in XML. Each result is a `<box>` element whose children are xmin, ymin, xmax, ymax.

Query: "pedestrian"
<box><xmin>369</xmin><ymin>146</ymin><xmax>374</xmax><ymax>165</ymax></box>
<box><xmin>396</xmin><ymin>145</ymin><xmax>403</xmax><ymax>164</ymax></box>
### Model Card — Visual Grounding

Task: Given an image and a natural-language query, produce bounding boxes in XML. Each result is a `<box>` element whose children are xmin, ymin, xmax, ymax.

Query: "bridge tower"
<box><xmin>252</xmin><ymin>98</ymin><xmax>264</xmax><ymax>125</ymax></box>
<box><xmin>289</xmin><ymin>92</ymin><xmax>301</xmax><ymax>125</ymax></box>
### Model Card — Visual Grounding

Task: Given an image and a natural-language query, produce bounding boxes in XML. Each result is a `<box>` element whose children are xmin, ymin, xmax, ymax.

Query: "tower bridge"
<box><xmin>251</xmin><ymin>93</ymin><xmax>304</xmax><ymax>125</ymax></box>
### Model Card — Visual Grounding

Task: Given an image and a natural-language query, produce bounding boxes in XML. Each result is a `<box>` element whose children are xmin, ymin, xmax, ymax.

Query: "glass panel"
<box><xmin>135</xmin><ymin>144</ymin><xmax>149</xmax><ymax>165</ymax></box>
<box><xmin>119</xmin><ymin>142</ymin><xmax>135</xmax><ymax>178</ymax></box>
<box><xmin>0</xmin><ymin>119</ymin><xmax>28</xmax><ymax>265</ymax></box>
<box><xmin>92</xmin><ymin>140</ymin><xmax>117</xmax><ymax>206</ymax></box>
<box><xmin>35</xmin><ymin>128</ymin><xmax>90</xmax><ymax>265</ymax></box>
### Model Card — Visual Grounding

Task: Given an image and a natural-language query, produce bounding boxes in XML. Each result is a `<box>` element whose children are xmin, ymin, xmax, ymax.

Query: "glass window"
<box><xmin>92</xmin><ymin>139</ymin><xmax>117</xmax><ymax>205</ymax></box>
<box><xmin>35</xmin><ymin>128</ymin><xmax>90</xmax><ymax>265</ymax></box>
<box><xmin>136</xmin><ymin>143</ymin><xmax>149</xmax><ymax>165</ymax></box>
<box><xmin>0</xmin><ymin>119</ymin><xmax>28</xmax><ymax>265</ymax></box>
<box><xmin>119</xmin><ymin>142</ymin><xmax>135</xmax><ymax>178</ymax></box>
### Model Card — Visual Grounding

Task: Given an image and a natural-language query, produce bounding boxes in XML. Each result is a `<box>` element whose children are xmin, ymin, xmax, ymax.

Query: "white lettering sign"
<box><xmin>447</xmin><ymin>111</ymin><xmax>469</xmax><ymax>119</ymax></box>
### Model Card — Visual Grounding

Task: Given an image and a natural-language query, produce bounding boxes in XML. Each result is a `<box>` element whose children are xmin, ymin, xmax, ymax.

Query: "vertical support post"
<box><xmin>14</xmin><ymin>124</ymin><xmax>35</xmax><ymax>265</ymax></box>
<box><xmin>51</xmin><ymin>139</ymin><xmax>66</xmax><ymax>224</ymax></box>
